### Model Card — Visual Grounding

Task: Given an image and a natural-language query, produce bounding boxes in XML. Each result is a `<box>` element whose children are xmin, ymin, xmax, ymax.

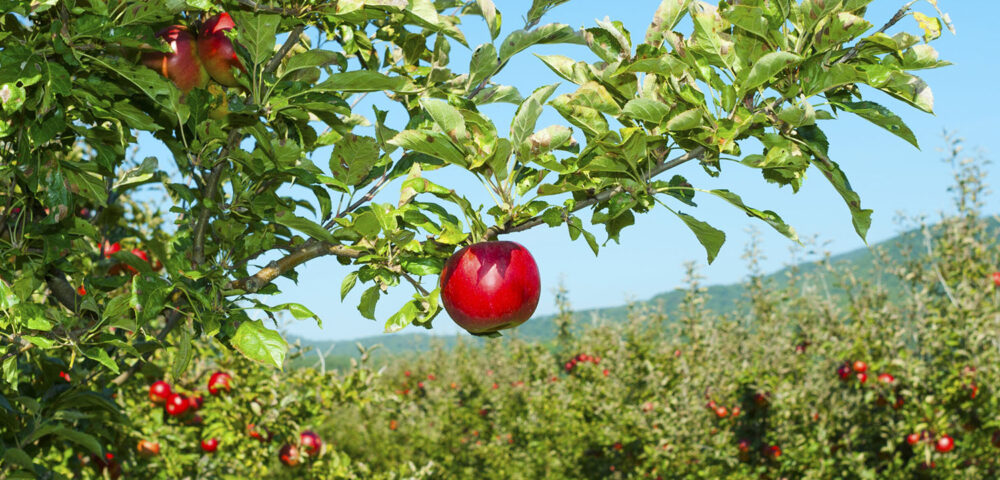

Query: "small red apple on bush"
<box><xmin>278</xmin><ymin>443</ymin><xmax>300</xmax><ymax>467</ymax></box>
<box><xmin>852</xmin><ymin>361</ymin><xmax>867</xmax><ymax>373</ymax></box>
<box><xmin>165</xmin><ymin>393</ymin><xmax>189</xmax><ymax>416</ymax></box>
<box><xmin>136</xmin><ymin>439</ymin><xmax>160</xmax><ymax>457</ymax></box>
<box><xmin>149</xmin><ymin>381</ymin><xmax>171</xmax><ymax>404</ymax></box>
<box><xmin>201</xmin><ymin>437</ymin><xmax>219</xmax><ymax>453</ymax></box>
<box><xmin>208</xmin><ymin>371</ymin><xmax>232</xmax><ymax>395</ymax></box>
<box><xmin>877</xmin><ymin>373</ymin><xmax>895</xmax><ymax>385</ymax></box>
<box><xmin>439</xmin><ymin>241</ymin><xmax>540</xmax><ymax>335</ymax></box>
<box><xmin>992</xmin><ymin>272</ymin><xmax>1000</xmax><ymax>287</ymax></box>
<box><xmin>300</xmin><ymin>430</ymin><xmax>322</xmax><ymax>456</ymax></box>
<box><xmin>935</xmin><ymin>434</ymin><xmax>954</xmax><ymax>453</ymax></box>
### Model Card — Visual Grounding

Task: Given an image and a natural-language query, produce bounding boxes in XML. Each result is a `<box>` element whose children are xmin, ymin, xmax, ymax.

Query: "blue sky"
<box><xmin>177</xmin><ymin>1</ymin><xmax>1000</xmax><ymax>341</ymax></box>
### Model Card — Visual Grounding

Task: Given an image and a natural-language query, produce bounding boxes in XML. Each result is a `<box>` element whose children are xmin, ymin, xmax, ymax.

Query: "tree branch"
<box><xmin>264</xmin><ymin>25</ymin><xmax>306</xmax><ymax>75</ymax></box>
<box><xmin>192</xmin><ymin>129</ymin><xmax>242</xmax><ymax>265</ymax></box>
<box><xmin>228</xmin><ymin>241</ymin><xmax>363</xmax><ymax>292</ymax></box>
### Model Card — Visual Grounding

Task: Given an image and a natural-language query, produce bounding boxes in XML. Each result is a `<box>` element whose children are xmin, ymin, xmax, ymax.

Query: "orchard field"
<box><xmin>2</xmin><ymin>0</ymin><xmax>993</xmax><ymax>479</ymax></box>
<box><xmin>13</xmin><ymin>146</ymin><xmax>997</xmax><ymax>480</ymax></box>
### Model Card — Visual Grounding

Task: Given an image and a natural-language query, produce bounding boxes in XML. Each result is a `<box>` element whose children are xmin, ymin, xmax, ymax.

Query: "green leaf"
<box><xmin>795</xmin><ymin>126</ymin><xmax>872</xmax><ymax>240</ymax></box>
<box><xmin>53</xmin><ymin>427</ymin><xmax>104</xmax><ymax>456</ymax></box>
<box><xmin>389</xmin><ymin>130</ymin><xmax>469</xmax><ymax>168</ymax></box>
<box><xmin>835</xmin><ymin>101</ymin><xmax>918</xmax><ymax>148</ymax></box>
<box><xmin>526</xmin><ymin>125</ymin><xmax>573</xmax><ymax>157</ymax></box>
<box><xmin>526</xmin><ymin>0</ymin><xmax>572</xmax><ymax>25</ymax></box>
<box><xmin>472</xmin><ymin>85</ymin><xmax>523</xmax><ymax>105</ymax></box>
<box><xmin>82</xmin><ymin>348</ymin><xmax>119</xmax><ymax>374</ymax></box>
<box><xmin>499</xmin><ymin>24</ymin><xmax>584</xmax><ymax>64</ymax></box>
<box><xmin>419</xmin><ymin>98</ymin><xmax>468</xmax><ymax>142</ymax></box>
<box><xmin>231</xmin><ymin>12</ymin><xmax>280</xmax><ymax>66</ymax></box>
<box><xmin>281</xmin><ymin>49</ymin><xmax>344</xmax><ymax>80</ymax></box>
<box><xmin>2</xmin><ymin>448</ymin><xmax>33</xmax><ymax>471</ymax></box>
<box><xmin>622</xmin><ymin>98</ymin><xmax>672</xmax><ymax>124</ymax></box>
<box><xmin>313</xmin><ymin>71</ymin><xmax>416</xmax><ymax>94</ymax></box>
<box><xmin>476</xmin><ymin>0</ymin><xmax>501</xmax><ymax>40</ymax></box>
<box><xmin>330</xmin><ymin>134</ymin><xmax>380</xmax><ymax>187</ymax></box>
<box><xmin>511</xmin><ymin>83</ymin><xmax>559</xmax><ymax>158</ymax></box>
<box><xmin>359</xmin><ymin>286</ymin><xmax>380</xmax><ymax>320</ymax></box>
<box><xmin>535</xmin><ymin>54</ymin><xmax>593</xmax><ymax>85</ymax></box>
<box><xmin>741</xmin><ymin>51</ymin><xmax>801</xmax><ymax>95</ymax></box>
<box><xmin>406</xmin><ymin>0</ymin><xmax>439</xmax><ymax>26</ymax></box>
<box><xmin>400</xmin><ymin>256</ymin><xmax>443</xmax><ymax>276</ymax></box>
<box><xmin>341</xmin><ymin>272</ymin><xmax>358</xmax><ymax>301</ymax></box>
<box><xmin>871</xmin><ymin>71</ymin><xmax>934</xmax><ymax>114</ymax></box>
<box><xmin>665</xmin><ymin>108</ymin><xmax>704</xmax><ymax>131</ymax></box>
<box><xmin>646</xmin><ymin>0</ymin><xmax>692</xmax><ymax>46</ymax></box>
<box><xmin>672</xmin><ymin>210</ymin><xmax>725</xmax><ymax>263</ymax></box>
<box><xmin>171</xmin><ymin>326</ymin><xmax>193</xmax><ymax>380</ymax></box>
<box><xmin>113</xmin><ymin>156</ymin><xmax>158</xmax><ymax>190</ymax></box>
<box><xmin>467</xmin><ymin>43</ymin><xmax>499</xmax><ymax>91</ymax></box>
<box><xmin>707</xmin><ymin>189</ymin><xmax>798</xmax><ymax>242</ymax></box>
<box><xmin>232</xmin><ymin>320</ymin><xmax>288</xmax><ymax>369</ymax></box>
<box><xmin>273</xmin><ymin>211</ymin><xmax>336</xmax><ymax>244</ymax></box>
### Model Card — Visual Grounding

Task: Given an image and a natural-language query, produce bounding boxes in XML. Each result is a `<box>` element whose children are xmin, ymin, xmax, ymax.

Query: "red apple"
<box><xmin>208</xmin><ymin>371</ymin><xmax>232</xmax><ymax>395</ymax></box>
<box><xmin>714</xmin><ymin>406</ymin><xmax>728</xmax><ymax>419</ymax></box>
<box><xmin>765</xmin><ymin>444</ymin><xmax>781</xmax><ymax>459</ymax></box>
<box><xmin>76</xmin><ymin>285</ymin><xmax>87</xmax><ymax>296</ymax></box>
<box><xmin>141</xmin><ymin>26</ymin><xmax>210</xmax><ymax>93</ymax></box>
<box><xmin>197</xmin><ymin>13</ymin><xmax>247</xmax><ymax>87</ymax></box>
<box><xmin>992</xmin><ymin>272</ymin><xmax>1000</xmax><ymax>287</ymax></box>
<box><xmin>136</xmin><ymin>439</ymin><xmax>160</xmax><ymax>457</ymax></box>
<box><xmin>278</xmin><ymin>443</ymin><xmax>300</xmax><ymax>467</ymax></box>
<box><xmin>300</xmin><ymin>430</ymin><xmax>322</xmax><ymax>456</ymax></box>
<box><xmin>59</xmin><ymin>371</ymin><xmax>71</xmax><ymax>382</ymax></box>
<box><xmin>837</xmin><ymin>363</ymin><xmax>851</xmax><ymax>381</ymax></box>
<box><xmin>165</xmin><ymin>393</ymin><xmax>189</xmax><ymax>416</ymax></box>
<box><xmin>247</xmin><ymin>423</ymin><xmax>270</xmax><ymax>443</ymax></box>
<box><xmin>877</xmin><ymin>373</ymin><xmax>895</xmax><ymax>385</ymax></box>
<box><xmin>856</xmin><ymin>372</ymin><xmax>868</xmax><ymax>384</ymax></box>
<box><xmin>853</xmin><ymin>361</ymin><xmax>867</xmax><ymax>373</ymax></box>
<box><xmin>906</xmin><ymin>433</ymin><xmax>920</xmax><ymax>446</ymax></box>
<box><xmin>149</xmin><ymin>381</ymin><xmax>171</xmax><ymax>404</ymax></box>
<box><xmin>188</xmin><ymin>395</ymin><xmax>204</xmax><ymax>410</ymax></box>
<box><xmin>439</xmin><ymin>241</ymin><xmax>540</xmax><ymax>334</ymax></box>
<box><xmin>935</xmin><ymin>434</ymin><xmax>954</xmax><ymax>453</ymax></box>
<box><xmin>201</xmin><ymin>437</ymin><xmax>219</xmax><ymax>453</ymax></box>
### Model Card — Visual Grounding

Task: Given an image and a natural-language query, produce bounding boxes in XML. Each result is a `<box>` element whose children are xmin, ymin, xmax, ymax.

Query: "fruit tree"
<box><xmin>0</xmin><ymin>0</ymin><xmax>953</xmax><ymax>476</ymax></box>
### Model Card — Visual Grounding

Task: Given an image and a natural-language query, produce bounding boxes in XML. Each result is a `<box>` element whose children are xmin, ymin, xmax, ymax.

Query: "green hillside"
<box><xmin>288</xmin><ymin>219</ymin><xmax>994</xmax><ymax>370</ymax></box>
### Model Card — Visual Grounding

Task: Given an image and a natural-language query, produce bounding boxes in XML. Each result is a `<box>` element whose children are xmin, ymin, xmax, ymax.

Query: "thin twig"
<box><xmin>835</xmin><ymin>0</ymin><xmax>918</xmax><ymax>65</ymax></box>
<box><xmin>264</xmin><ymin>25</ymin><xmax>306</xmax><ymax>74</ymax></box>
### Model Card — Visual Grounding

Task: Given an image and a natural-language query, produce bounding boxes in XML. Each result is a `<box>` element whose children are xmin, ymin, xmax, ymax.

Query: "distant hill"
<box><xmin>288</xmin><ymin>218</ymin><xmax>995</xmax><ymax>370</ymax></box>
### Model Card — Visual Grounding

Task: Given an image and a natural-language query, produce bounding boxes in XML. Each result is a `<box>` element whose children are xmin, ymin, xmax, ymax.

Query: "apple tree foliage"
<box><xmin>0</xmin><ymin>0</ymin><xmax>952</xmax><ymax>475</ymax></box>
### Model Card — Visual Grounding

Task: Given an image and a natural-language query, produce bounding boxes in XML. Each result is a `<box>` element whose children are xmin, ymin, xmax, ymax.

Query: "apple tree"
<box><xmin>0</xmin><ymin>0</ymin><xmax>952</xmax><ymax>476</ymax></box>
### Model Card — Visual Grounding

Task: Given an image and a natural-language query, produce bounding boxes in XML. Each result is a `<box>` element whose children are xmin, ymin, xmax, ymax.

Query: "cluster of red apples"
<box><xmin>563</xmin><ymin>353</ymin><xmax>601</xmax><ymax>372</ymax></box>
<box><xmin>142</xmin><ymin>371</ymin><xmax>323</xmax><ymax>469</ymax></box>
<box><xmin>141</xmin><ymin>13</ymin><xmax>245</xmax><ymax>98</ymax></box>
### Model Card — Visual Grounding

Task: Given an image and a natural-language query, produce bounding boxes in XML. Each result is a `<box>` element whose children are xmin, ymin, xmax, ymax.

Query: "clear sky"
<box><xmin>166</xmin><ymin>1</ymin><xmax>1000</xmax><ymax>341</ymax></box>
